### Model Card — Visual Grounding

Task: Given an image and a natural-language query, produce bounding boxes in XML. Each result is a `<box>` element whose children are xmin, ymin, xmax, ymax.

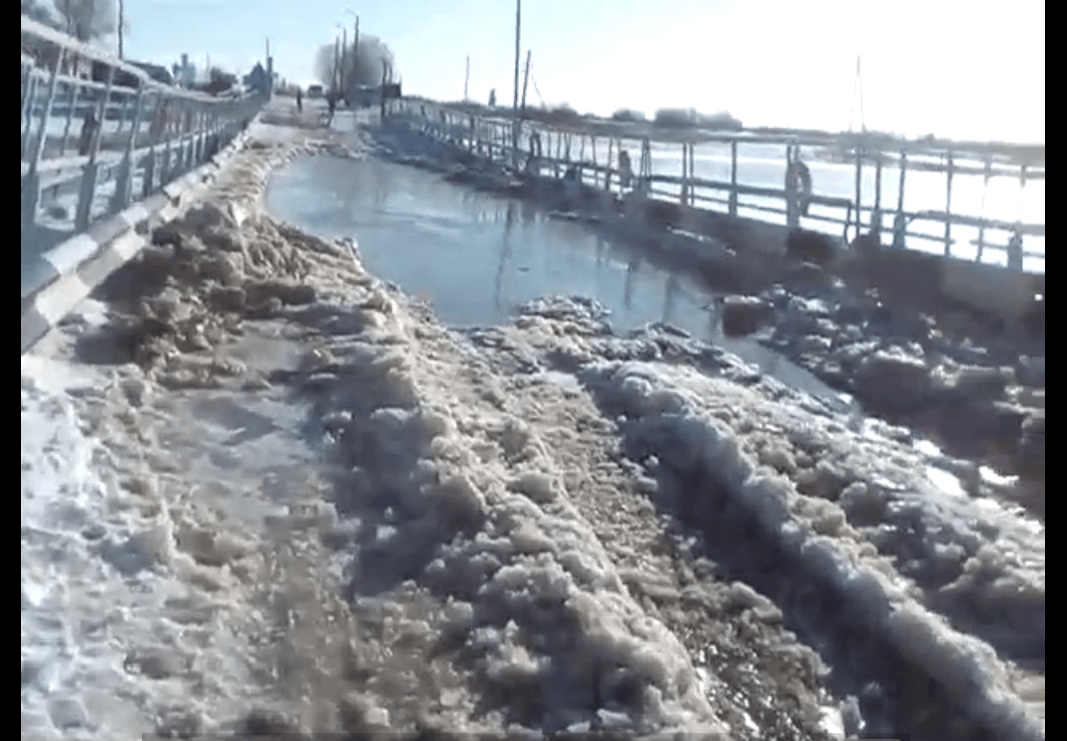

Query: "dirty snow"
<box><xmin>21</xmin><ymin>104</ymin><xmax>1044</xmax><ymax>740</ymax></box>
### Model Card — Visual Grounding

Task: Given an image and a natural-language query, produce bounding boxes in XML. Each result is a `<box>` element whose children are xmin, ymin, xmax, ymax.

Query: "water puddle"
<box><xmin>266</xmin><ymin>154</ymin><xmax>850</xmax><ymax>408</ymax></box>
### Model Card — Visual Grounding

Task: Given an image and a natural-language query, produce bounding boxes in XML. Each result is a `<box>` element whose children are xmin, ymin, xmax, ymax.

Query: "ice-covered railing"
<box><xmin>20</xmin><ymin>16</ymin><xmax>267</xmax><ymax>233</ymax></box>
<box><xmin>393</xmin><ymin>98</ymin><xmax>1045</xmax><ymax>272</ymax></box>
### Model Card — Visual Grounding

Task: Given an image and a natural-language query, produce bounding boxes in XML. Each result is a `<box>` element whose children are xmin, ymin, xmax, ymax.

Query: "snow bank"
<box><xmin>570</xmin><ymin>354</ymin><xmax>1042</xmax><ymax>740</ymax></box>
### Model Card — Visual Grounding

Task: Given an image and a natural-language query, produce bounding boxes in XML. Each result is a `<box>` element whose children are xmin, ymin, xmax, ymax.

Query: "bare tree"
<box><xmin>22</xmin><ymin>0</ymin><xmax>61</xmax><ymax>26</ymax></box>
<box><xmin>314</xmin><ymin>33</ymin><xmax>396</xmax><ymax>90</ymax></box>
<box><xmin>53</xmin><ymin>0</ymin><xmax>117</xmax><ymax>43</ymax></box>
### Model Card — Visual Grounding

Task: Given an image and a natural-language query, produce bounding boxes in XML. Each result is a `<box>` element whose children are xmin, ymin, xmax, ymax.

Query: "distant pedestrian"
<box><xmin>326</xmin><ymin>91</ymin><xmax>337</xmax><ymax>127</ymax></box>
<box><xmin>296</xmin><ymin>88</ymin><xmax>303</xmax><ymax>113</ymax></box>
<box><xmin>78</xmin><ymin>108</ymin><xmax>98</xmax><ymax>156</ymax></box>
<box><xmin>618</xmin><ymin>149</ymin><xmax>633</xmax><ymax>189</ymax></box>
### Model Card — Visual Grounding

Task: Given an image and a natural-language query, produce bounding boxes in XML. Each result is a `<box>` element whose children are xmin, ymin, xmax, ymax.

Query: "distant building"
<box><xmin>346</xmin><ymin>82</ymin><xmax>402</xmax><ymax>108</ymax></box>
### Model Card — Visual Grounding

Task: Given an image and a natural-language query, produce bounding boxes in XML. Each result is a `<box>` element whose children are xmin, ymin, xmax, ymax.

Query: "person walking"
<box><xmin>296</xmin><ymin>87</ymin><xmax>303</xmax><ymax>113</ymax></box>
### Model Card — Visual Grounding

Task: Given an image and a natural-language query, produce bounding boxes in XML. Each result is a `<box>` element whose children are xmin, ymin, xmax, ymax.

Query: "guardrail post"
<box><xmin>111</xmin><ymin>87</ymin><xmax>146</xmax><ymax>215</ymax></box>
<box><xmin>1007</xmin><ymin>163</ymin><xmax>1028</xmax><ymax>271</ymax></box>
<box><xmin>22</xmin><ymin>72</ymin><xmax>39</xmax><ymax>157</ymax></box>
<box><xmin>872</xmin><ymin>155</ymin><xmax>883</xmax><ymax>244</ymax></box>
<box><xmin>143</xmin><ymin>92</ymin><xmax>165</xmax><ymax>198</ymax></box>
<box><xmin>892</xmin><ymin>151</ymin><xmax>908</xmax><ymax>248</ymax></box>
<box><xmin>729</xmin><ymin>141</ymin><xmax>738</xmax><ymax>217</ymax></box>
<box><xmin>75</xmin><ymin>66</ymin><xmax>115</xmax><ymax>232</ymax></box>
<box><xmin>22</xmin><ymin>46</ymin><xmax>65</xmax><ymax>228</ymax></box>
<box><xmin>605</xmin><ymin>138</ymin><xmax>614</xmax><ymax>192</ymax></box>
<box><xmin>975</xmin><ymin>156</ymin><xmax>992</xmax><ymax>262</ymax></box>
<box><xmin>193</xmin><ymin>105</ymin><xmax>205</xmax><ymax>164</ymax></box>
<box><xmin>1007</xmin><ymin>231</ymin><xmax>1023</xmax><ymax>271</ymax></box>
<box><xmin>60</xmin><ymin>81</ymin><xmax>80</xmax><ymax>155</ymax></box>
<box><xmin>159</xmin><ymin>97</ymin><xmax>175</xmax><ymax>186</ymax></box>
<box><xmin>114</xmin><ymin>89</ymin><xmax>131</xmax><ymax>138</ymax></box>
<box><xmin>680</xmin><ymin>142</ymin><xmax>689</xmax><ymax>205</ymax></box>
<box><xmin>182</xmin><ymin>103</ymin><xmax>196</xmax><ymax>172</ymax></box>
<box><xmin>785</xmin><ymin>144</ymin><xmax>798</xmax><ymax>229</ymax></box>
<box><xmin>688</xmin><ymin>143</ymin><xmax>695</xmax><ymax>207</ymax></box>
<box><xmin>943</xmin><ymin>151</ymin><xmax>954</xmax><ymax>256</ymax></box>
<box><xmin>853</xmin><ymin>147</ymin><xmax>863</xmax><ymax>244</ymax></box>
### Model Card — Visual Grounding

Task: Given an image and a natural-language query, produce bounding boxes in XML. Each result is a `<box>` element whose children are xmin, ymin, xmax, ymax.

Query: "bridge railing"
<box><xmin>21</xmin><ymin>16</ymin><xmax>267</xmax><ymax>238</ymax></box>
<box><xmin>393</xmin><ymin>98</ymin><xmax>1044</xmax><ymax>272</ymax></box>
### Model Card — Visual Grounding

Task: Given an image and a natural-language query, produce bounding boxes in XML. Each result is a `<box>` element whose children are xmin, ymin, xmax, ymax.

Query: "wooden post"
<box><xmin>943</xmin><ymin>152</ymin><xmax>953</xmax><ymax>256</ymax></box>
<box><xmin>729</xmin><ymin>140</ymin><xmax>738</xmax><ymax>217</ymax></box>
<box><xmin>893</xmin><ymin>151</ymin><xmax>907</xmax><ymax>248</ymax></box>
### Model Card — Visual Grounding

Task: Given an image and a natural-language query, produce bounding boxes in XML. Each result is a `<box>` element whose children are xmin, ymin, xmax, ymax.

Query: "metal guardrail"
<box><xmin>393</xmin><ymin>99</ymin><xmax>1045</xmax><ymax>271</ymax></box>
<box><xmin>21</xmin><ymin>16</ymin><xmax>267</xmax><ymax>237</ymax></box>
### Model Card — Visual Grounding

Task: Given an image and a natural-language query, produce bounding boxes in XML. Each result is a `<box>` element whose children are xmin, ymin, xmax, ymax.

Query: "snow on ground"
<box><xmin>21</xmin><ymin>103</ymin><xmax>1044</xmax><ymax>740</ymax></box>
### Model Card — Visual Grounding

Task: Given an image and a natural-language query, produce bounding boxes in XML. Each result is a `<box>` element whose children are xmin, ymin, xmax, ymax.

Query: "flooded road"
<box><xmin>266</xmin><ymin>153</ymin><xmax>856</xmax><ymax>412</ymax></box>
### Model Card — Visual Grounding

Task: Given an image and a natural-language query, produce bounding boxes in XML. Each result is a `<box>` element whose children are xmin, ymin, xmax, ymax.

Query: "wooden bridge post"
<box><xmin>943</xmin><ymin>151</ymin><xmax>954</xmax><ymax>256</ymax></box>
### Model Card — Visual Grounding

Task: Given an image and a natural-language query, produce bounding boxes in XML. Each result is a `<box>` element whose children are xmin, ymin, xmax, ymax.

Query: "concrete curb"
<box><xmin>21</xmin><ymin>122</ymin><xmax>259</xmax><ymax>355</ymax></box>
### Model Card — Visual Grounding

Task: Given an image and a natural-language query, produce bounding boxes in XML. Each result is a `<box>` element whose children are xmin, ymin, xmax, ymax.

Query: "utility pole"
<box><xmin>346</xmin><ymin>11</ymin><xmax>359</xmax><ymax>85</ymax></box>
<box><xmin>118</xmin><ymin>0</ymin><xmax>125</xmax><ymax>59</ymax></box>
<box><xmin>340</xmin><ymin>26</ymin><xmax>348</xmax><ymax>95</ymax></box>
<box><xmin>512</xmin><ymin>0</ymin><xmax>521</xmax><ymax>165</ymax></box>
<box><xmin>464</xmin><ymin>55</ymin><xmax>470</xmax><ymax>102</ymax></box>
<box><xmin>334</xmin><ymin>37</ymin><xmax>340</xmax><ymax>92</ymax></box>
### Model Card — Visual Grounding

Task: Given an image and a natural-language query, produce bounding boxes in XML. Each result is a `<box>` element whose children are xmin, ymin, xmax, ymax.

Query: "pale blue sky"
<box><xmin>120</xmin><ymin>0</ymin><xmax>1044</xmax><ymax>142</ymax></box>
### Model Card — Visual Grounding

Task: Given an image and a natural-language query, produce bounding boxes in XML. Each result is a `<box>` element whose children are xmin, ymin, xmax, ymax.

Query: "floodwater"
<box><xmin>266</xmin><ymin>153</ymin><xmax>855</xmax><ymax>412</ymax></box>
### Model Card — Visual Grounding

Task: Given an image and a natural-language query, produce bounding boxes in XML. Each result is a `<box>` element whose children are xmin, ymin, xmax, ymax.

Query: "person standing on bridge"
<box><xmin>326</xmin><ymin>90</ymin><xmax>337</xmax><ymax>127</ymax></box>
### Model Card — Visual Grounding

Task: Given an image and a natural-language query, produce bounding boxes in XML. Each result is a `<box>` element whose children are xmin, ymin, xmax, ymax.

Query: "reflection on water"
<box><xmin>266</xmin><ymin>154</ymin><xmax>850</xmax><ymax>407</ymax></box>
